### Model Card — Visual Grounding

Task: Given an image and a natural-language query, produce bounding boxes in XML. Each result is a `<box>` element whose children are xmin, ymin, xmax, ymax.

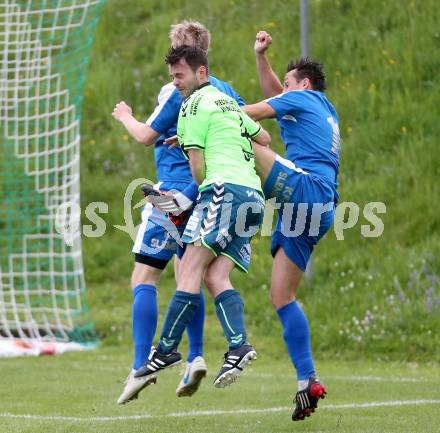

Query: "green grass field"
<box><xmin>1</xmin><ymin>347</ymin><xmax>439</xmax><ymax>433</ymax></box>
<box><xmin>1</xmin><ymin>1</ymin><xmax>440</xmax><ymax>432</ymax></box>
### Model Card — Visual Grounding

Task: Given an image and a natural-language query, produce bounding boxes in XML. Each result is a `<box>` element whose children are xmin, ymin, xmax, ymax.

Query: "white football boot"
<box><xmin>176</xmin><ymin>356</ymin><xmax>207</xmax><ymax>397</ymax></box>
<box><xmin>117</xmin><ymin>369</ymin><xmax>157</xmax><ymax>405</ymax></box>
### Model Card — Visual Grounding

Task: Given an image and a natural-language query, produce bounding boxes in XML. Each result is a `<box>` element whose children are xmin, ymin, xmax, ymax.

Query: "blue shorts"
<box><xmin>182</xmin><ymin>182</ymin><xmax>265</xmax><ymax>273</ymax></box>
<box><xmin>132</xmin><ymin>181</ymin><xmax>191</xmax><ymax>267</ymax></box>
<box><xmin>264</xmin><ymin>155</ymin><xmax>337</xmax><ymax>271</ymax></box>
<box><xmin>132</xmin><ymin>204</ymin><xmax>186</xmax><ymax>265</ymax></box>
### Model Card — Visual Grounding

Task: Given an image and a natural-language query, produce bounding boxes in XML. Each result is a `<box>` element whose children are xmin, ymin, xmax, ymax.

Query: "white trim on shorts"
<box><xmin>275</xmin><ymin>154</ymin><xmax>309</xmax><ymax>175</ymax></box>
<box><xmin>132</xmin><ymin>203</ymin><xmax>154</xmax><ymax>254</ymax></box>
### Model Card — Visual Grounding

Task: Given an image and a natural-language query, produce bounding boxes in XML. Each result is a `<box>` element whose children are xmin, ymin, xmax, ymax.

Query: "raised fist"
<box><xmin>254</xmin><ymin>30</ymin><xmax>272</xmax><ymax>55</ymax></box>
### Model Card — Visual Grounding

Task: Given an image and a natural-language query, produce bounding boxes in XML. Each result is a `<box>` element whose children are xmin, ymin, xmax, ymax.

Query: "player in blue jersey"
<box><xmin>111</xmin><ymin>21</ymin><xmax>244</xmax><ymax>404</ymax></box>
<box><xmin>242</xmin><ymin>31</ymin><xmax>341</xmax><ymax>421</ymax></box>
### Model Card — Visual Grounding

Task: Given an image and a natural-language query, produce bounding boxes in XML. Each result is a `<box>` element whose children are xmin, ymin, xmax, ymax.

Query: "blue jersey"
<box><xmin>266</xmin><ymin>90</ymin><xmax>340</xmax><ymax>189</ymax></box>
<box><xmin>146</xmin><ymin>76</ymin><xmax>244</xmax><ymax>189</ymax></box>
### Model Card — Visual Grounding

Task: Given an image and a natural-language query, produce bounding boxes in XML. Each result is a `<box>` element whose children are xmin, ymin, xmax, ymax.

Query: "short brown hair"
<box><xmin>169</xmin><ymin>20</ymin><xmax>211</xmax><ymax>53</ymax></box>
<box><xmin>287</xmin><ymin>57</ymin><xmax>326</xmax><ymax>91</ymax></box>
<box><xmin>165</xmin><ymin>45</ymin><xmax>209</xmax><ymax>74</ymax></box>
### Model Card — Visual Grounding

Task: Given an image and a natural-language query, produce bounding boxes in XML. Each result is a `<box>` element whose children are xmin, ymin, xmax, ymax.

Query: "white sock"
<box><xmin>298</xmin><ymin>376</ymin><xmax>318</xmax><ymax>391</ymax></box>
<box><xmin>298</xmin><ymin>379</ymin><xmax>309</xmax><ymax>391</ymax></box>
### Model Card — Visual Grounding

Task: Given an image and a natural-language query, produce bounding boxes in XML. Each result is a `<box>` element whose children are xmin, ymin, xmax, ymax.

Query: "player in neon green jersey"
<box><xmin>176</xmin><ymin>85</ymin><xmax>262</xmax><ymax>194</ymax></box>
<box><xmin>135</xmin><ymin>45</ymin><xmax>271</xmax><ymax>388</ymax></box>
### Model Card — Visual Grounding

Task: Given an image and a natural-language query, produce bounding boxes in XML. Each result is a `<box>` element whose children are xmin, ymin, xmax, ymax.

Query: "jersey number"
<box><xmin>327</xmin><ymin>116</ymin><xmax>341</xmax><ymax>155</ymax></box>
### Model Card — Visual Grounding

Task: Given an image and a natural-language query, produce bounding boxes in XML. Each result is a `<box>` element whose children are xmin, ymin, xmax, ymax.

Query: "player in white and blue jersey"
<box><xmin>111</xmin><ymin>21</ymin><xmax>244</xmax><ymax>404</ymax></box>
<box><xmin>242</xmin><ymin>31</ymin><xmax>341</xmax><ymax>421</ymax></box>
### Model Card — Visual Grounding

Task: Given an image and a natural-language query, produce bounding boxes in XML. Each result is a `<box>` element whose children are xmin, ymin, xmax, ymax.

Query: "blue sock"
<box><xmin>186</xmin><ymin>289</ymin><xmax>205</xmax><ymax>362</ymax></box>
<box><xmin>157</xmin><ymin>291</ymin><xmax>200</xmax><ymax>355</ymax></box>
<box><xmin>132</xmin><ymin>284</ymin><xmax>157</xmax><ymax>370</ymax></box>
<box><xmin>215</xmin><ymin>290</ymin><xmax>246</xmax><ymax>350</ymax></box>
<box><xmin>277</xmin><ymin>301</ymin><xmax>315</xmax><ymax>380</ymax></box>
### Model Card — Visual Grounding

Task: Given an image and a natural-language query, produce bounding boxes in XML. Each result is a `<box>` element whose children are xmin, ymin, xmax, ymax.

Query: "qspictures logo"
<box><xmin>54</xmin><ymin>178</ymin><xmax>386</xmax><ymax>252</ymax></box>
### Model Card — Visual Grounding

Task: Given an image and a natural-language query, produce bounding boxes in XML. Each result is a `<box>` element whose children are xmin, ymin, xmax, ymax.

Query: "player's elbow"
<box><xmin>255</xmin><ymin>129</ymin><xmax>271</xmax><ymax>147</ymax></box>
<box><xmin>138</xmin><ymin>126</ymin><xmax>158</xmax><ymax>146</ymax></box>
<box><xmin>261</xmin><ymin>129</ymin><xmax>271</xmax><ymax>146</ymax></box>
<box><xmin>138</xmin><ymin>132</ymin><xmax>155</xmax><ymax>146</ymax></box>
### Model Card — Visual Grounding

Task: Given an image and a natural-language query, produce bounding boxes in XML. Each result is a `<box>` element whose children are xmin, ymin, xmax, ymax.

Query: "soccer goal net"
<box><xmin>0</xmin><ymin>0</ymin><xmax>105</xmax><ymax>357</ymax></box>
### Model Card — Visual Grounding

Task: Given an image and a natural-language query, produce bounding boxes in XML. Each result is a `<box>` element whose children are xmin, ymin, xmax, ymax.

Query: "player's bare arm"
<box><xmin>251</xmin><ymin>126</ymin><xmax>271</xmax><ymax>147</ymax></box>
<box><xmin>187</xmin><ymin>149</ymin><xmax>206</xmax><ymax>185</ymax></box>
<box><xmin>254</xmin><ymin>31</ymin><xmax>283</xmax><ymax>98</ymax></box>
<box><xmin>243</xmin><ymin>101</ymin><xmax>277</xmax><ymax>122</ymax></box>
<box><xmin>112</xmin><ymin>101</ymin><xmax>159</xmax><ymax>146</ymax></box>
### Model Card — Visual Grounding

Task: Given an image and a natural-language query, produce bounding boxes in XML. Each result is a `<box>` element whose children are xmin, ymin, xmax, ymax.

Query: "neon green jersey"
<box><xmin>177</xmin><ymin>83</ymin><xmax>263</xmax><ymax>193</ymax></box>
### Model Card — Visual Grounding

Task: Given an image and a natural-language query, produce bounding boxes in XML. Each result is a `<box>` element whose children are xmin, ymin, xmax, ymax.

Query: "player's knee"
<box><xmin>203</xmin><ymin>269</ymin><xmax>218</xmax><ymax>292</ymax></box>
<box><xmin>131</xmin><ymin>265</ymin><xmax>161</xmax><ymax>288</ymax></box>
<box><xmin>269</xmin><ymin>289</ymin><xmax>282</xmax><ymax>308</ymax></box>
<box><xmin>269</xmin><ymin>288</ymin><xmax>294</xmax><ymax>309</ymax></box>
<box><xmin>203</xmin><ymin>268</ymin><xmax>228</xmax><ymax>293</ymax></box>
<box><xmin>130</xmin><ymin>268</ymin><xmax>140</xmax><ymax>288</ymax></box>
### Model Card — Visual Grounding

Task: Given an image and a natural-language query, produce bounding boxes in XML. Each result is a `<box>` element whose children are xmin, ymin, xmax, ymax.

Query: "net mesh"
<box><xmin>0</xmin><ymin>0</ymin><xmax>105</xmax><ymax>352</ymax></box>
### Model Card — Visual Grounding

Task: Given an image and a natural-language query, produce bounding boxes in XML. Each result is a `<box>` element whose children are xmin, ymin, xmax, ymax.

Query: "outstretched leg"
<box><xmin>270</xmin><ymin>248</ymin><xmax>326</xmax><ymax>421</ymax></box>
